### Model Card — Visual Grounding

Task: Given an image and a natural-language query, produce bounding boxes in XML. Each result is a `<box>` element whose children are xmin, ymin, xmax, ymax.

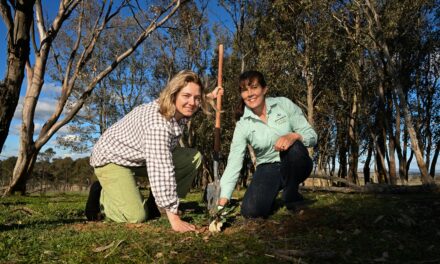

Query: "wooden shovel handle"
<box><xmin>215</xmin><ymin>44</ymin><xmax>224</xmax><ymax>128</ymax></box>
<box><xmin>214</xmin><ymin>44</ymin><xmax>224</xmax><ymax>153</ymax></box>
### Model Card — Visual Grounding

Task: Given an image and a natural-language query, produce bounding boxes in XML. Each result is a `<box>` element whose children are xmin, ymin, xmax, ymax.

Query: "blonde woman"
<box><xmin>86</xmin><ymin>70</ymin><xmax>222</xmax><ymax>232</ymax></box>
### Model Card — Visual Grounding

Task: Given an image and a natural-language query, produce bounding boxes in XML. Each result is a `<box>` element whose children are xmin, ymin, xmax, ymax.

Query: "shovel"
<box><xmin>206</xmin><ymin>44</ymin><xmax>224</xmax><ymax>218</ymax></box>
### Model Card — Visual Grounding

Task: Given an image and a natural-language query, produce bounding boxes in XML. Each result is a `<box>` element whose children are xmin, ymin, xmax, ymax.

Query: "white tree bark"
<box><xmin>4</xmin><ymin>0</ymin><xmax>185</xmax><ymax>196</ymax></box>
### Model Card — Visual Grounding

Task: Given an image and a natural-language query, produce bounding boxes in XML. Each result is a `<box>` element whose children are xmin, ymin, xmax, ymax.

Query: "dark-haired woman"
<box><xmin>219</xmin><ymin>71</ymin><xmax>317</xmax><ymax>218</ymax></box>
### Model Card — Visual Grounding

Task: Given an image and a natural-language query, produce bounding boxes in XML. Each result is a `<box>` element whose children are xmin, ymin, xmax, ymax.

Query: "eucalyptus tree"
<box><xmin>255</xmin><ymin>0</ymin><xmax>439</xmax><ymax>186</ymax></box>
<box><xmin>3</xmin><ymin>0</ymin><xmax>186</xmax><ymax>196</ymax></box>
<box><xmin>218</xmin><ymin>0</ymin><xmax>262</xmax><ymax>72</ymax></box>
<box><xmin>153</xmin><ymin>0</ymin><xmax>221</xmax><ymax>186</ymax></box>
<box><xmin>58</xmin><ymin>0</ymin><xmax>215</xmax><ymax>187</ymax></box>
<box><xmin>413</xmin><ymin>32</ymin><xmax>440</xmax><ymax>179</ymax></box>
<box><xmin>0</xmin><ymin>0</ymin><xmax>35</xmax><ymax>153</ymax></box>
<box><xmin>363</xmin><ymin>0</ymin><xmax>435</xmax><ymax>184</ymax></box>
<box><xmin>255</xmin><ymin>0</ymin><xmax>348</xmax><ymax>182</ymax></box>
<box><xmin>328</xmin><ymin>0</ymin><xmax>440</xmax><ymax>185</ymax></box>
<box><xmin>148</xmin><ymin>0</ymin><xmax>211</xmax><ymax>94</ymax></box>
<box><xmin>55</xmin><ymin>15</ymin><xmax>155</xmax><ymax>153</ymax></box>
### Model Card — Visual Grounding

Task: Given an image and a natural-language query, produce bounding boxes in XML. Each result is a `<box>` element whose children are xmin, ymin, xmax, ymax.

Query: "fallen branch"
<box><xmin>301</xmin><ymin>185</ymin><xmax>359</xmax><ymax>193</ymax></box>
<box><xmin>11</xmin><ymin>207</ymin><xmax>38</xmax><ymax>215</ymax></box>
<box><xmin>308</xmin><ymin>175</ymin><xmax>362</xmax><ymax>189</ymax></box>
<box><xmin>301</xmin><ymin>182</ymin><xmax>440</xmax><ymax>194</ymax></box>
<box><xmin>274</xmin><ymin>249</ymin><xmax>337</xmax><ymax>260</ymax></box>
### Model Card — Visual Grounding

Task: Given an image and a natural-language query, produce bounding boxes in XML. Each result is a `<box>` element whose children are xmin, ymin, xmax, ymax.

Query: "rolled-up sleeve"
<box><xmin>220</xmin><ymin>123</ymin><xmax>247</xmax><ymax>200</ymax></box>
<box><xmin>145</xmin><ymin>126</ymin><xmax>179</xmax><ymax>214</ymax></box>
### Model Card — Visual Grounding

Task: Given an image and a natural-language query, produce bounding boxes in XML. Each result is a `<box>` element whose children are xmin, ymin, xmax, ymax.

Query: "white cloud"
<box><xmin>42</xmin><ymin>83</ymin><xmax>62</xmax><ymax>96</ymax></box>
<box><xmin>12</xmin><ymin>82</ymin><xmax>63</xmax><ymax>122</ymax></box>
<box><xmin>13</xmin><ymin>96</ymin><xmax>64</xmax><ymax>122</ymax></box>
<box><xmin>9</xmin><ymin>123</ymin><xmax>21</xmax><ymax>136</ymax></box>
<box><xmin>35</xmin><ymin>100</ymin><xmax>58</xmax><ymax>120</ymax></box>
<box><xmin>12</xmin><ymin>98</ymin><xmax>23</xmax><ymax>120</ymax></box>
<box><xmin>3</xmin><ymin>83</ymin><xmax>86</xmax><ymax>159</ymax></box>
<box><xmin>62</xmin><ymin>152</ymin><xmax>89</xmax><ymax>160</ymax></box>
<box><xmin>60</xmin><ymin>134</ymin><xmax>81</xmax><ymax>143</ymax></box>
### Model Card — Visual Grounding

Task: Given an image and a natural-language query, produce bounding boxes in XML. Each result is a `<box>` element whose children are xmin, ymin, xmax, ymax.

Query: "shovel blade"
<box><xmin>206</xmin><ymin>180</ymin><xmax>220</xmax><ymax>216</ymax></box>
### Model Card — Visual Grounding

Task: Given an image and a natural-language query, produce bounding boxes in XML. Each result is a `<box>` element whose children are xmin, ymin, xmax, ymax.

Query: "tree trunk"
<box><xmin>388</xmin><ymin>135</ymin><xmax>397</xmax><ymax>185</ymax></box>
<box><xmin>317</xmin><ymin>129</ymin><xmax>330</xmax><ymax>176</ymax></box>
<box><xmin>394</xmin><ymin>83</ymin><xmax>432</xmax><ymax>184</ymax></box>
<box><xmin>0</xmin><ymin>0</ymin><xmax>35</xmax><ymax>152</ymax></box>
<box><xmin>348</xmin><ymin>92</ymin><xmax>359</xmax><ymax>185</ymax></box>
<box><xmin>429</xmin><ymin>141</ymin><xmax>439</xmax><ymax>178</ymax></box>
<box><xmin>401</xmin><ymin>121</ymin><xmax>410</xmax><ymax>183</ymax></box>
<box><xmin>2</xmin><ymin>0</ymin><xmax>183</xmax><ymax>195</ymax></box>
<box><xmin>5</xmin><ymin>146</ymin><xmax>38</xmax><ymax>195</ymax></box>
<box><xmin>337</xmin><ymin>126</ymin><xmax>347</xmax><ymax>181</ymax></box>
<box><xmin>424</xmin><ymin>86</ymin><xmax>434</xmax><ymax>169</ymax></box>
<box><xmin>406</xmin><ymin>150</ymin><xmax>414</xmax><ymax>180</ymax></box>
<box><xmin>363</xmin><ymin>139</ymin><xmax>373</xmax><ymax>184</ymax></box>
<box><xmin>374</xmin><ymin>107</ymin><xmax>388</xmax><ymax>184</ymax></box>
<box><xmin>303</xmin><ymin>37</ymin><xmax>315</xmax><ymax>158</ymax></box>
<box><xmin>3</xmin><ymin>47</ymin><xmax>47</xmax><ymax>196</ymax></box>
<box><xmin>347</xmin><ymin>10</ymin><xmax>363</xmax><ymax>186</ymax></box>
<box><xmin>386</xmin><ymin>91</ymin><xmax>397</xmax><ymax>185</ymax></box>
<box><xmin>394</xmin><ymin>94</ymin><xmax>406</xmax><ymax>184</ymax></box>
<box><xmin>330</xmin><ymin>152</ymin><xmax>336</xmax><ymax>177</ymax></box>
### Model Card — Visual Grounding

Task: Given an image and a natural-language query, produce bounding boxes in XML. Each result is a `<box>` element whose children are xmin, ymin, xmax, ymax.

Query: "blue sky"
<box><xmin>0</xmin><ymin>1</ymin><xmax>233</xmax><ymax>160</ymax></box>
<box><xmin>0</xmin><ymin>2</ymin><xmax>438</xmax><ymax>174</ymax></box>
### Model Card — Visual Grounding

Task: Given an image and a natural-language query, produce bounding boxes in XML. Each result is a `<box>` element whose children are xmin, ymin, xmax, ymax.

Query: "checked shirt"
<box><xmin>90</xmin><ymin>100</ymin><xmax>188</xmax><ymax>214</ymax></box>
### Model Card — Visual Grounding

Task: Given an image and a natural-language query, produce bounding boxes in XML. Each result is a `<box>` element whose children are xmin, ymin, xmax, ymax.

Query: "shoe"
<box><xmin>85</xmin><ymin>181</ymin><xmax>103</xmax><ymax>221</ymax></box>
<box><xmin>285</xmin><ymin>198</ymin><xmax>316</xmax><ymax>212</ymax></box>
<box><xmin>146</xmin><ymin>193</ymin><xmax>162</xmax><ymax>219</ymax></box>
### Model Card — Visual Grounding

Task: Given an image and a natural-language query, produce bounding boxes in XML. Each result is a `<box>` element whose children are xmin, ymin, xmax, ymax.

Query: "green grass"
<box><xmin>1</xmin><ymin>190</ymin><xmax>439</xmax><ymax>263</ymax></box>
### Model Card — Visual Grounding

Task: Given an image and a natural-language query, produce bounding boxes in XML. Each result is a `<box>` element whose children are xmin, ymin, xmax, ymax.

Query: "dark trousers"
<box><xmin>241</xmin><ymin>141</ymin><xmax>313</xmax><ymax>218</ymax></box>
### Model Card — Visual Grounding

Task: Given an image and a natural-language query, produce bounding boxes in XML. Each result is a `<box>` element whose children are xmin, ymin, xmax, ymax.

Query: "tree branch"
<box><xmin>34</xmin><ymin>0</ymin><xmax>185</xmax><ymax>148</ymax></box>
<box><xmin>35</xmin><ymin>0</ymin><xmax>47</xmax><ymax>41</ymax></box>
<box><xmin>0</xmin><ymin>0</ymin><xmax>13</xmax><ymax>34</ymax></box>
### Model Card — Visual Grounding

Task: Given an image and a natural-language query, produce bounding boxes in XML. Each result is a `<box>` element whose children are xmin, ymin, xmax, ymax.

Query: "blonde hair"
<box><xmin>158</xmin><ymin>70</ymin><xmax>211</xmax><ymax>120</ymax></box>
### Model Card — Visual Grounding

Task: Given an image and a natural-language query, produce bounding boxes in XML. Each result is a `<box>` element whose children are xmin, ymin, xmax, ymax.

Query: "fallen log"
<box><xmin>303</xmin><ymin>176</ymin><xmax>440</xmax><ymax>194</ymax></box>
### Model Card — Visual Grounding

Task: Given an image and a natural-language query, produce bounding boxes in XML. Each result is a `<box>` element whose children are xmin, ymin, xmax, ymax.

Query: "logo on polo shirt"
<box><xmin>274</xmin><ymin>114</ymin><xmax>287</xmax><ymax>124</ymax></box>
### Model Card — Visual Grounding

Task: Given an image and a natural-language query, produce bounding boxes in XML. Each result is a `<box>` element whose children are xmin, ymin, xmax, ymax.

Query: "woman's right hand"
<box><xmin>207</xmin><ymin>86</ymin><xmax>224</xmax><ymax>99</ymax></box>
<box><xmin>218</xmin><ymin>197</ymin><xmax>229</xmax><ymax>207</ymax></box>
<box><xmin>166</xmin><ymin>211</ymin><xmax>196</xmax><ymax>233</ymax></box>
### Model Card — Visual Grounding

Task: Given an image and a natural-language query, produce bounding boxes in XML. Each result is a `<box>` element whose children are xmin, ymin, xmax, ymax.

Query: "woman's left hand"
<box><xmin>274</xmin><ymin>133</ymin><xmax>302</xmax><ymax>151</ymax></box>
<box><xmin>207</xmin><ymin>86</ymin><xmax>224</xmax><ymax>99</ymax></box>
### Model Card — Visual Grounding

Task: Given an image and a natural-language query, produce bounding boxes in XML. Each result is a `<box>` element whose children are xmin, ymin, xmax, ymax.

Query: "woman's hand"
<box><xmin>166</xmin><ymin>210</ymin><xmax>196</xmax><ymax>233</ymax></box>
<box><xmin>218</xmin><ymin>197</ymin><xmax>229</xmax><ymax>207</ymax></box>
<box><xmin>207</xmin><ymin>86</ymin><xmax>224</xmax><ymax>99</ymax></box>
<box><xmin>274</xmin><ymin>132</ymin><xmax>302</xmax><ymax>151</ymax></box>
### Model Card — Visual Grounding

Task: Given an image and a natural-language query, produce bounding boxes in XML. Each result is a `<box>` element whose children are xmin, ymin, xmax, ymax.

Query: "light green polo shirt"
<box><xmin>220</xmin><ymin>97</ymin><xmax>317</xmax><ymax>200</ymax></box>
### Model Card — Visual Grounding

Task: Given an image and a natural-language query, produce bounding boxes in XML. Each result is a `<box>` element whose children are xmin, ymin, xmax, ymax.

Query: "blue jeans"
<box><xmin>241</xmin><ymin>141</ymin><xmax>313</xmax><ymax>218</ymax></box>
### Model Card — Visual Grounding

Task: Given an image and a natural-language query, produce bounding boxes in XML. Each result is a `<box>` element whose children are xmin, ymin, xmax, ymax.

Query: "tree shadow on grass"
<box><xmin>223</xmin><ymin>192</ymin><xmax>440</xmax><ymax>263</ymax></box>
<box><xmin>0</xmin><ymin>218</ymin><xmax>86</xmax><ymax>232</ymax></box>
<box><xmin>0</xmin><ymin>201</ymin><xmax>28</xmax><ymax>206</ymax></box>
<box><xmin>179</xmin><ymin>201</ymin><xmax>205</xmax><ymax>214</ymax></box>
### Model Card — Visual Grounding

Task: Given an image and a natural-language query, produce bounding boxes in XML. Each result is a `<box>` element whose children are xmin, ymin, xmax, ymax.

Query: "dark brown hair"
<box><xmin>234</xmin><ymin>71</ymin><xmax>267</xmax><ymax>121</ymax></box>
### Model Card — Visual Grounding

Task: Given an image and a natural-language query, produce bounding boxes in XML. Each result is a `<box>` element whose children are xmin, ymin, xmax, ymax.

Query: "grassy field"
<box><xmin>1</xmin><ymin>189</ymin><xmax>439</xmax><ymax>263</ymax></box>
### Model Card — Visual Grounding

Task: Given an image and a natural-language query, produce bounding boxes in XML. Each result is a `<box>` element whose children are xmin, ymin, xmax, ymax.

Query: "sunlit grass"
<box><xmin>1</xmin><ymin>190</ymin><xmax>439</xmax><ymax>263</ymax></box>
